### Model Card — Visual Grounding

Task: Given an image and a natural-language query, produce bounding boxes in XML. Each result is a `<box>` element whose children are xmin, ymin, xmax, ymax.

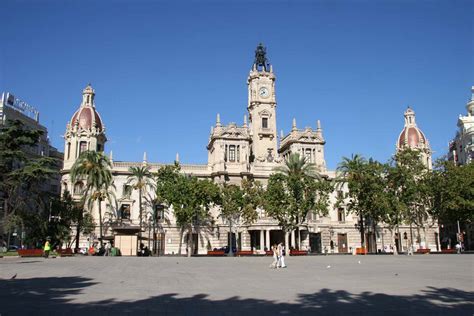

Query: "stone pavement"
<box><xmin>0</xmin><ymin>255</ymin><xmax>472</xmax><ymax>315</ymax></box>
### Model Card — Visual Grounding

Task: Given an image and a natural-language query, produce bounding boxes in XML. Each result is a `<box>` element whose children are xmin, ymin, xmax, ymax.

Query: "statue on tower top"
<box><xmin>254</xmin><ymin>43</ymin><xmax>269</xmax><ymax>71</ymax></box>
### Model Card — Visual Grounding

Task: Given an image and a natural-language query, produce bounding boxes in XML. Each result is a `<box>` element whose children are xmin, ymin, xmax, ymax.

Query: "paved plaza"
<box><xmin>0</xmin><ymin>255</ymin><xmax>473</xmax><ymax>315</ymax></box>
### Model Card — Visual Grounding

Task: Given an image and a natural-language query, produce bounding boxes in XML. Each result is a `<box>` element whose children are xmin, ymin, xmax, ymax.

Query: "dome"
<box><xmin>68</xmin><ymin>84</ymin><xmax>104</xmax><ymax>132</ymax></box>
<box><xmin>398</xmin><ymin>126</ymin><xmax>427</xmax><ymax>148</ymax></box>
<box><xmin>397</xmin><ymin>107</ymin><xmax>429</xmax><ymax>150</ymax></box>
<box><xmin>70</xmin><ymin>106</ymin><xmax>104</xmax><ymax>131</ymax></box>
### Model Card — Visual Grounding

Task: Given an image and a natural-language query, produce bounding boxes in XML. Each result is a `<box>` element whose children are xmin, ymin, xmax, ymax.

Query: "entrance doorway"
<box><xmin>249</xmin><ymin>230</ymin><xmax>261</xmax><ymax>250</ymax></box>
<box><xmin>309</xmin><ymin>233</ymin><xmax>322</xmax><ymax>253</ymax></box>
<box><xmin>338</xmin><ymin>233</ymin><xmax>348</xmax><ymax>253</ymax></box>
<box><xmin>270</xmin><ymin>230</ymin><xmax>285</xmax><ymax>246</ymax></box>
<box><xmin>227</xmin><ymin>232</ymin><xmax>237</xmax><ymax>252</ymax></box>
<box><xmin>365</xmin><ymin>232</ymin><xmax>376</xmax><ymax>253</ymax></box>
<box><xmin>155</xmin><ymin>233</ymin><xmax>165</xmax><ymax>255</ymax></box>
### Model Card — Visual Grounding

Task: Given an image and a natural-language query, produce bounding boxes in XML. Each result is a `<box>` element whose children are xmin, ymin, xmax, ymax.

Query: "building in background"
<box><xmin>61</xmin><ymin>45</ymin><xmax>439</xmax><ymax>256</ymax></box>
<box><xmin>445</xmin><ymin>87</ymin><xmax>474</xmax><ymax>250</ymax></box>
<box><xmin>0</xmin><ymin>92</ymin><xmax>63</xmax><ymax>246</ymax></box>
<box><xmin>448</xmin><ymin>87</ymin><xmax>474</xmax><ymax>165</ymax></box>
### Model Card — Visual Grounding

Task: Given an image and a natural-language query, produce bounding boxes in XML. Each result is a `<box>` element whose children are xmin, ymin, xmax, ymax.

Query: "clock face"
<box><xmin>259</xmin><ymin>87</ymin><xmax>269</xmax><ymax>98</ymax></box>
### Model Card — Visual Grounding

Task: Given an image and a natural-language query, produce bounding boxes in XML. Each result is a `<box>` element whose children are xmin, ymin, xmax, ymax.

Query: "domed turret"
<box><xmin>396</xmin><ymin>107</ymin><xmax>432</xmax><ymax>169</ymax></box>
<box><xmin>68</xmin><ymin>84</ymin><xmax>104</xmax><ymax>132</ymax></box>
<box><xmin>63</xmin><ymin>84</ymin><xmax>107</xmax><ymax>169</ymax></box>
<box><xmin>397</xmin><ymin>107</ymin><xmax>428</xmax><ymax>149</ymax></box>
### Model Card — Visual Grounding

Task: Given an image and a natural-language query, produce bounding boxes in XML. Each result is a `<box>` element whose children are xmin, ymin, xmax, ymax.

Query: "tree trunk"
<box><xmin>228</xmin><ymin>218</ymin><xmax>234</xmax><ymax>256</ymax></box>
<box><xmin>422</xmin><ymin>226</ymin><xmax>427</xmax><ymax>249</ymax></box>
<box><xmin>74</xmin><ymin>210</ymin><xmax>83</xmax><ymax>252</ymax></box>
<box><xmin>359</xmin><ymin>213</ymin><xmax>365</xmax><ymax>248</ymax></box>
<box><xmin>178</xmin><ymin>228</ymin><xmax>183</xmax><ymax>255</ymax></box>
<box><xmin>187</xmin><ymin>227</ymin><xmax>192</xmax><ymax>257</ymax></box>
<box><xmin>139</xmin><ymin>189</ymin><xmax>143</xmax><ymax>246</ymax></box>
<box><xmin>372</xmin><ymin>221</ymin><xmax>377</xmax><ymax>253</ymax></box>
<box><xmin>98</xmin><ymin>200</ymin><xmax>103</xmax><ymax>248</ymax></box>
<box><xmin>391</xmin><ymin>230</ymin><xmax>398</xmax><ymax>255</ymax></box>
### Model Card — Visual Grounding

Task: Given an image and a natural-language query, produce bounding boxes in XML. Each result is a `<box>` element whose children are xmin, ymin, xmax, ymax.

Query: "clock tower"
<box><xmin>247</xmin><ymin>43</ymin><xmax>278</xmax><ymax>163</ymax></box>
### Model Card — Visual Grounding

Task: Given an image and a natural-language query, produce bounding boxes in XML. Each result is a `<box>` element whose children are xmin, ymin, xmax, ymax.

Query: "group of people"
<box><xmin>269</xmin><ymin>242</ymin><xmax>287</xmax><ymax>269</ymax></box>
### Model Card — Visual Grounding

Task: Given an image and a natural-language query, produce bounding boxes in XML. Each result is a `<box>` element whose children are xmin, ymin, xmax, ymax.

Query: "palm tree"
<box><xmin>71</xmin><ymin>151</ymin><xmax>114</xmax><ymax>248</ymax></box>
<box><xmin>126</xmin><ymin>165</ymin><xmax>154</xmax><ymax>243</ymax></box>
<box><xmin>86</xmin><ymin>185</ymin><xmax>116</xmax><ymax>248</ymax></box>
<box><xmin>273</xmin><ymin>153</ymin><xmax>322</xmax><ymax>249</ymax></box>
<box><xmin>275</xmin><ymin>152</ymin><xmax>320</xmax><ymax>179</ymax></box>
<box><xmin>337</xmin><ymin>154</ymin><xmax>367</xmax><ymax>249</ymax></box>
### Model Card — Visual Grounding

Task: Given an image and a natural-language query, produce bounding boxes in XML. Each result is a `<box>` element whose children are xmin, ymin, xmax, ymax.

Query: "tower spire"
<box><xmin>292</xmin><ymin>118</ymin><xmax>297</xmax><ymax>131</ymax></box>
<box><xmin>404</xmin><ymin>106</ymin><xmax>416</xmax><ymax>126</ymax></box>
<box><xmin>82</xmin><ymin>83</ymin><xmax>95</xmax><ymax>107</ymax></box>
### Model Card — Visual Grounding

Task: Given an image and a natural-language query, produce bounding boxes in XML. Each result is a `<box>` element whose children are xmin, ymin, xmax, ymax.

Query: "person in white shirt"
<box><xmin>277</xmin><ymin>243</ymin><xmax>287</xmax><ymax>268</ymax></box>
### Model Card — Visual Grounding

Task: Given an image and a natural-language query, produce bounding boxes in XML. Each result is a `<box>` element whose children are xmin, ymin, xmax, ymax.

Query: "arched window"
<box><xmin>74</xmin><ymin>182</ymin><xmax>84</xmax><ymax>195</ymax></box>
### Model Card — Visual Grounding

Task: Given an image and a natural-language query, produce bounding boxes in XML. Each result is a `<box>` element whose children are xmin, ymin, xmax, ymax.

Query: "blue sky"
<box><xmin>1</xmin><ymin>0</ymin><xmax>472</xmax><ymax>169</ymax></box>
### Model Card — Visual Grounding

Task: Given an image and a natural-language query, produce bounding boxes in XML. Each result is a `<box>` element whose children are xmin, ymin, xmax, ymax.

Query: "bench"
<box><xmin>290</xmin><ymin>250</ymin><xmax>308</xmax><ymax>256</ymax></box>
<box><xmin>207</xmin><ymin>250</ymin><xmax>225</xmax><ymax>256</ymax></box>
<box><xmin>18</xmin><ymin>249</ymin><xmax>44</xmax><ymax>257</ymax></box>
<box><xmin>416</xmin><ymin>248</ymin><xmax>431</xmax><ymax>254</ymax></box>
<box><xmin>441</xmin><ymin>249</ymin><xmax>456</xmax><ymax>254</ymax></box>
<box><xmin>57</xmin><ymin>248</ymin><xmax>74</xmax><ymax>257</ymax></box>
<box><xmin>236</xmin><ymin>250</ymin><xmax>254</xmax><ymax>256</ymax></box>
<box><xmin>356</xmin><ymin>247</ymin><xmax>367</xmax><ymax>255</ymax></box>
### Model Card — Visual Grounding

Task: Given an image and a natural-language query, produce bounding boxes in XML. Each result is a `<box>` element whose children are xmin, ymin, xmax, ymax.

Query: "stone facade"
<box><xmin>61</xmin><ymin>45</ymin><xmax>440</xmax><ymax>255</ymax></box>
<box><xmin>448</xmin><ymin>87</ymin><xmax>474</xmax><ymax>165</ymax></box>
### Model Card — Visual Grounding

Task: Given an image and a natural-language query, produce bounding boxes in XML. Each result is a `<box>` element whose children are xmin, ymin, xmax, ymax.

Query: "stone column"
<box><xmin>285</xmin><ymin>232</ymin><xmax>289</xmax><ymax>254</ymax></box>
<box><xmin>265</xmin><ymin>229</ymin><xmax>270</xmax><ymax>250</ymax></box>
<box><xmin>259</xmin><ymin>230</ymin><xmax>264</xmax><ymax>251</ymax></box>
<box><xmin>291</xmin><ymin>230</ymin><xmax>295</xmax><ymax>248</ymax></box>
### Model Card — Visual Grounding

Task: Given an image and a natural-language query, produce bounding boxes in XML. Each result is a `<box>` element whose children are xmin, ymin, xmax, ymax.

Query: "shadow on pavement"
<box><xmin>0</xmin><ymin>276</ymin><xmax>472</xmax><ymax>315</ymax></box>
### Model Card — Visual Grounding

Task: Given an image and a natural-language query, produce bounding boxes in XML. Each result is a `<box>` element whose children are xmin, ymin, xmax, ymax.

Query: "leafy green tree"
<box><xmin>0</xmin><ymin>120</ymin><xmax>58</xmax><ymax>247</ymax></box>
<box><xmin>266</xmin><ymin>153</ymin><xmax>332</xmax><ymax>249</ymax></box>
<box><xmin>126</xmin><ymin>165</ymin><xmax>154</xmax><ymax>241</ymax></box>
<box><xmin>386</xmin><ymin>148</ymin><xmax>429</xmax><ymax>250</ymax></box>
<box><xmin>218</xmin><ymin>179</ymin><xmax>262</xmax><ymax>256</ymax></box>
<box><xmin>430</xmin><ymin>159</ymin><xmax>474</xmax><ymax>224</ymax></box>
<box><xmin>70</xmin><ymin>151</ymin><xmax>115</xmax><ymax>248</ymax></box>
<box><xmin>155</xmin><ymin>163</ymin><xmax>220</xmax><ymax>256</ymax></box>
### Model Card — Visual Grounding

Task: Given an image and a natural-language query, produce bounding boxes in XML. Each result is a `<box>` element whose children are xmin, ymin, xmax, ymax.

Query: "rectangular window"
<box><xmin>123</xmin><ymin>185</ymin><xmax>132</xmax><ymax>197</ymax></box>
<box><xmin>155</xmin><ymin>205</ymin><xmax>165</xmax><ymax>220</ymax></box>
<box><xmin>97</xmin><ymin>144</ymin><xmax>102</xmax><ymax>152</ymax></box>
<box><xmin>305</xmin><ymin>148</ymin><xmax>312</xmax><ymax>162</ymax></box>
<box><xmin>66</xmin><ymin>142</ymin><xmax>71</xmax><ymax>159</ymax></box>
<box><xmin>120</xmin><ymin>204</ymin><xmax>131</xmax><ymax>219</ymax></box>
<box><xmin>229</xmin><ymin>145</ymin><xmax>236</xmax><ymax>162</ymax></box>
<box><xmin>74</xmin><ymin>182</ymin><xmax>84</xmax><ymax>195</ymax></box>
<box><xmin>79</xmin><ymin>141</ymin><xmax>87</xmax><ymax>154</ymax></box>
<box><xmin>338</xmin><ymin>208</ymin><xmax>345</xmax><ymax>222</ymax></box>
<box><xmin>237</xmin><ymin>145</ymin><xmax>240</xmax><ymax>162</ymax></box>
<box><xmin>262</xmin><ymin>117</ymin><xmax>268</xmax><ymax>129</ymax></box>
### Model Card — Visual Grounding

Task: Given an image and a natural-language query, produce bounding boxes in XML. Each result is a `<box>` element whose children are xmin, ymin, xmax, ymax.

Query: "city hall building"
<box><xmin>61</xmin><ymin>45</ymin><xmax>439</xmax><ymax>255</ymax></box>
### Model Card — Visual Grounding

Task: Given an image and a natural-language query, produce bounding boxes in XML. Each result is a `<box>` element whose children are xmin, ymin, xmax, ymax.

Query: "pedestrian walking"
<box><xmin>105</xmin><ymin>242</ymin><xmax>111</xmax><ymax>256</ymax></box>
<box><xmin>269</xmin><ymin>244</ymin><xmax>278</xmax><ymax>269</ymax></box>
<box><xmin>278</xmin><ymin>242</ymin><xmax>287</xmax><ymax>268</ymax></box>
<box><xmin>43</xmin><ymin>238</ymin><xmax>51</xmax><ymax>258</ymax></box>
<box><xmin>456</xmin><ymin>243</ymin><xmax>462</xmax><ymax>254</ymax></box>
